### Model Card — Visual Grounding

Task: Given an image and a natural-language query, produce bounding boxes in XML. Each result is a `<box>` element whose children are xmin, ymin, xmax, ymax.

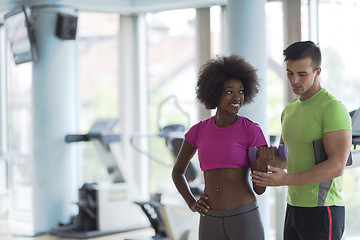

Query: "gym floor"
<box><xmin>0</xmin><ymin>218</ymin><xmax>154</xmax><ymax>240</ymax></box>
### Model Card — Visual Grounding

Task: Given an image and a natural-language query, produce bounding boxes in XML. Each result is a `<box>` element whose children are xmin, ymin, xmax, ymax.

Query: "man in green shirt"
<box><xmin>251</xmin><ymin>41</ymin><xmax>352</xmax><ymax>240</ymax></box>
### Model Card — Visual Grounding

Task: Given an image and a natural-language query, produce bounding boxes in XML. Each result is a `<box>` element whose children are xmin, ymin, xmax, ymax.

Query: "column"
<box><xmin>31</xmin><ymin>6</ymin><xmax>78</xmax><ymax>234</ymax></box>
<box><xmin>119</xmin><ymin>14</ymin><xmax>149</xmax><ymax>200</ymax></box>
<box><xmin>283</xmin><ymin>0</ymin><xmax>301</xmax><ymax>102</ymax></box>
<box><xmin>196</xmin><ymin>7</ymin><xmax>211</xmax><ymax>120</ymax></box>
<box><xmin>227</xmin><ymin>0</ymin><xmax>270</xmax><ymax>238</ymax></box>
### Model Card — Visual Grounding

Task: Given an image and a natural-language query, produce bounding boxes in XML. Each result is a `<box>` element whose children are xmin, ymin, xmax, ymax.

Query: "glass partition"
<box><xmin>5</xmin><ymin>47</ymin><xmax>33</xmax><ymax>221</ymax></box>
<box><xmin>77</xmin><ymin>12</ymin><xmax>120</xmax><ymax>183</ymax></box>
<box><xmin>318</xmin><ymin>1</ymin><xmax>360</xmax><ymax>238</ymax></box>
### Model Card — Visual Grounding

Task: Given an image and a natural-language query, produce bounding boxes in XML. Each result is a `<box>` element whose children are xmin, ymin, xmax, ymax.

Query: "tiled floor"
<box><xmin>0</xmin><ymin>218</ymin><xmax>155</xmax><ymax>240</ymax></box>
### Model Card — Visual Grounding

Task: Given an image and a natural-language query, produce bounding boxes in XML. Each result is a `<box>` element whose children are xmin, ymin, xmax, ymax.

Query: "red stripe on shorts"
<box><xmin>327</xmin><ymin>206</ymin><xmax>332</xmax><ymax>240</ymax></box>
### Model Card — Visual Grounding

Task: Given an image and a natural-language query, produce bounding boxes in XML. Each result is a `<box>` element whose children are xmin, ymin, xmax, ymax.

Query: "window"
<box><xmin>146</xmin><ymin>8</ymin><xmax>197</xmax><ymax>192</ymax></box>
<box><xmin>265</xmin><ymin>2</ymin><xmax>286</xmax><ymax>238</ymax></box>
<box><xmin>318</xmin><ymin>1</ymin><xmax>360</xmax><ymax>238</ymax></box>
<box><xmin>266</xmin><ymin>1</ymin><xmax>284</xmax><ymax>137</ymax></box>
<box><xmin>145</xmin><ymin>6</ymin><xmax>222</xmax><ymax>193</ymax></box>
<box><xmin>77</xmin><ymin>12</ymin><xmax>120</xmax><ymax>183</ymax></box>
<box><xmin>5</xmin><ymin>42</ymin><xmax>33</xmax><ymax>220</ymax></box>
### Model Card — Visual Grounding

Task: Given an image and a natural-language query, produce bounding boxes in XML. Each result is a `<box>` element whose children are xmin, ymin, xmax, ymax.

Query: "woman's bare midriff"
<box><xmin>203</xmin><ymin>167</ymin><xmax>256</xmax><ymax>210</ymax></box>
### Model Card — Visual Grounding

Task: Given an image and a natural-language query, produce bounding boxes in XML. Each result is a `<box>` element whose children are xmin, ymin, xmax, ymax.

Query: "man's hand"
<box><xmin>250</xmin><ymin>165</ymin><xmax>288</xmax><ymax>187</ymax></box>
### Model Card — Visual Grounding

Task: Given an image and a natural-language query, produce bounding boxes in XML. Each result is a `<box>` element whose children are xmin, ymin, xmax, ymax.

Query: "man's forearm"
<box><xmin>284</xmin><ymin>157</ymin><xmax>345</xmax><ymax>186</ymax></box>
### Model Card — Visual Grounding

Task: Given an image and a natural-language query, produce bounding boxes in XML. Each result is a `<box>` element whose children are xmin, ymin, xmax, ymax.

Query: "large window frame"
<box><xmin>316</xmin><ymin>1</ymin><xmax>360</xmax><ymax>238</ymax></box>
<box><xmin>0</xmin><ymin>23</ymin><xmax>34</xmax><ymax>221</ymax></box>
<box><xmin>0</xmin><ymin>25</ymin><xmax>9</xmax><ymax>217</ymax></box>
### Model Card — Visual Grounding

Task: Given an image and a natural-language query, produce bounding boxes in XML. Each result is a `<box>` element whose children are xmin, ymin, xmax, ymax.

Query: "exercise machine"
<box><xmin>129</xmin><ymin>96</ymin><xmax>201</xmax><ymax>240</ymax></box>
<box><xmin>349</xmin><ymin>107</ymin><xmax>360</xmax><ymax>168</ymax></box>
<box><xmin>51</xmin><ymin>119</ymin><xmax>149</xmax><ymax>239</ymax></box>
<box><xmin>130</xmin><ymin>130</ymin><xmax>200</xmax><ymax>240</ymax></box>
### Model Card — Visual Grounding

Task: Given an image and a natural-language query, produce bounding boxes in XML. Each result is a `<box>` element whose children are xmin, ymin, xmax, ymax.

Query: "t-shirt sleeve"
<box><xmin>281</xmin><ymin>108</ymin><xmax>286</xmax><ymax>124</ymax></box>
<box><xmin>248</xmin><ymin>123</ymin><xmax>268</xmax><ymax>148</ymax></box>
<box><xmin>323</xmin><ymin>101</ymin><xmax>352</xmax><ymax>133</ymax></box>
<box><xmin>184</xmin><ymin>123</ymin><xmax>200</xmax><ymax>148</ymax></box>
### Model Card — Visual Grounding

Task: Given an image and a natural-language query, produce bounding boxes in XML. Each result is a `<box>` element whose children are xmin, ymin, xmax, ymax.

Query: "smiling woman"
<box><xmin>216</xmin><ymin>79</ymin><xmax>244</xmax><ymax>119</ymax></box>
<box><xmin>172</xmin><ymin>55</ymin><xmax>268</xmax><ymax>240</ymax></box>
<box><xmin>196</xmin><ymin>55</ymin><xmax>260</xmax><ymax>110</ymax></box>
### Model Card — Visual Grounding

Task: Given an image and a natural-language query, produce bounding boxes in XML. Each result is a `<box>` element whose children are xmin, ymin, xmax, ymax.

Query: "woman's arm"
<box><xmin>259</xmin><ymin>137</ymin><xmax>287</xmax><ymax>170</ymax></box>
<box><xmin>249</xmin><ymin>138</ymin><xmax>287</xmax><ymax>194</ymax></box>
<box><xmin>249</xmin><ymin>145</ymin><xmax>267</xmax><ymax>195</ymax></box>
<box><xmin>172</xmin><ymin>139</ymin><xmax>209</xmax><ymax>215</ymax></box>
<box><xmin>267</xmin><ymin>136</ymin><xmax>287</xmax><ymax>169</ymax></box>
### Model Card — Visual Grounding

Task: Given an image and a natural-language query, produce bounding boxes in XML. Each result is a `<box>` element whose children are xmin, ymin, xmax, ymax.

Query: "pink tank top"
<box><xmin>185</xmin><ymin>116</ymin><xmax>267</xmax><ymax>171</ymax></box>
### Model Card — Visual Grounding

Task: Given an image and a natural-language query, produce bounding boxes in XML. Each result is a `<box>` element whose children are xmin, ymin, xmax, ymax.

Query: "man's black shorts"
<box><xmin>284</xmin><ymin>204</ymin><xmax>345</xmax><ymax>240</ymax></box>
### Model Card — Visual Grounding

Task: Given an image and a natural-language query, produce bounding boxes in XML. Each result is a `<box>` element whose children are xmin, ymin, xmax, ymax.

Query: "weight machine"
<box><xmin>51</xmin><ymin>119</ymin><xmax>149</xmax><ymax>239</ymax></box>
<box><xmin>349</xmin><ymin>107</ymin><xmax>360</xmax><ymax>167</ymax></box>
<box><xmin>129</xmin><ymin>95</ymin><xmax>201</xmax><ymax>240</ymax></box>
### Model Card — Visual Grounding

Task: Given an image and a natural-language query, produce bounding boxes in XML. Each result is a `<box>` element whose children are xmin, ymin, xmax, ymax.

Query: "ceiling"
<box><xmin>0</xmin><ymin>0</ymin><xmax>227</xmax><ymax>18</ymax></box>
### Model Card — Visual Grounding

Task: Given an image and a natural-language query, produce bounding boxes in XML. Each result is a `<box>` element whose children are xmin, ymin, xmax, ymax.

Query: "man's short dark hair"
<box><xmin>283</xmin><ymin>41</ymin><xmax>321</xmax><ymax>71</ymax></box>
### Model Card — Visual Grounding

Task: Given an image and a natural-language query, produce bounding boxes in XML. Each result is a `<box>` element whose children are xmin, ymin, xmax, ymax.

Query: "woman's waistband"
<box><xmin>206</xmin><ymin>201</ymin><xmax>259</xmax><ymax>217</ymax></box>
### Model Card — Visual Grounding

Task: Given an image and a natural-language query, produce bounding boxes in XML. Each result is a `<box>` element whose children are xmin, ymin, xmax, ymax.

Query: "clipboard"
<box><xmin>313</xmin><ymin>139</ymin><xmax>352</xmax><ymax>166</ymax></box>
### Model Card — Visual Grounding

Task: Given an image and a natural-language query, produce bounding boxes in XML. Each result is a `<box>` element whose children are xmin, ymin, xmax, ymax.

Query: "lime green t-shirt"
<box><xmin>281</xmin><ymin>89</ymin><xmax>351</xmax><ymax>207</ymax></box>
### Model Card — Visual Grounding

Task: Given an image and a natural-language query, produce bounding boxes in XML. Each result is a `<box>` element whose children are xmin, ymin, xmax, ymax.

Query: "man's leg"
<box><xmin>283</xmin><ymin>204</ymin><xmax>299</xmax><ymax>240</ymax></box>
<box><xmin>286</xmin><ymin>205</ymin><xmax>345</xmax><ymax>240</ymax></box>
